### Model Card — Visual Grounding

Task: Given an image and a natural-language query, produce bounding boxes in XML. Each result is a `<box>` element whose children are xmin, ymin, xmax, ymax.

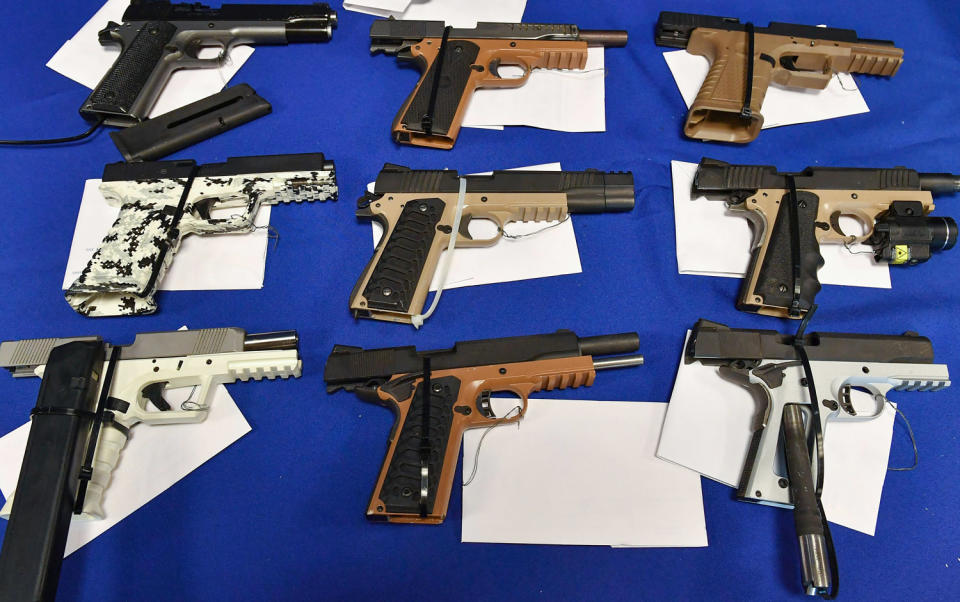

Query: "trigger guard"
<box><xmin>488</xmin><ymin>58</ymin><xmax>528</xmax><ymax>81</ymax></box>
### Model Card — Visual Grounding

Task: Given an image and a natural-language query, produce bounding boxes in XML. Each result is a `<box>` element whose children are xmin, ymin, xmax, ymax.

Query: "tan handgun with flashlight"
<box><xmin>655</xmin><ymin>12</ymin><xmax>903</xmax><ymax>143</ymax></box>
<box><xmin>694</xmin><ymin>158</ymin><xmax>960</xmax><ymax>319</ymax></box>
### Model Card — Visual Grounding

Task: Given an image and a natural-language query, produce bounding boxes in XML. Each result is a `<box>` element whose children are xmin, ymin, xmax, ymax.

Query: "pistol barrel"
<box><xmin>578</xmin><ymin>29</ymin><xmax>628</xmax><ymax>47</ymax></box>
<box><xmin>593</xmin><ymin>355</ymin><xmax>645</xmax><ymax>370</ymax></box>
<box><xmin>244</xmin><ymin>331</ymin><xmax>299</xmax><ymax>351</ymax></box>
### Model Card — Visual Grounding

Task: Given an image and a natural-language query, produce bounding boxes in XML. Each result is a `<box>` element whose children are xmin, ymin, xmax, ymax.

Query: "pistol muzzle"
<box><xmin>918</xmin><ymin>173</ymin><xmax>960</xmax><ymax>193</ymax></box>
<box><xmin>244</xmin><ymin>331</ymin><xmax>299</xmax><ymax>351</ymax></box>
<box><xmin>286</xmin><ymin>13</ymin><xmax>337</xmax><ymax>42</ymax></box>
<box><xmin>578</xmin><ymin>29</ymin><xmax>628</xmax><ymax>47</ymax></box>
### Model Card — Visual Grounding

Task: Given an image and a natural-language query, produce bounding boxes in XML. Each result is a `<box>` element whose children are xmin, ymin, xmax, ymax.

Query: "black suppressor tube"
<box><xmin>578</xmin><ymin>333</ymin><xmax>640</xmax><ymax>356</ymax></box>
<box><xmin>782</xmin><ymin>404</ymin><xmax>832</xmax><ymax>596</ymax></box>
<box><xmin>918</xmin><ymin>173</ymin><xmax>960</xmax><ymax>193</ymax></box>
<box><xmin>566</xmin><ymin>175</ymin><xmax>636</xmax><ymax>213</ymax></box>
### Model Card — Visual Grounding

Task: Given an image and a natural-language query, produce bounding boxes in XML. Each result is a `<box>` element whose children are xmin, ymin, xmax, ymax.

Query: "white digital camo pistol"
<box><xmin>66</xmin><ymin>153</ymin><xmax>337</xmax><ymax>317</ymax></box>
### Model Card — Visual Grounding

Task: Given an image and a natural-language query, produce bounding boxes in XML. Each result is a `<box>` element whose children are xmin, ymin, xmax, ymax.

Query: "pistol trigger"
<box><xmin>458</xmin><ymin>214</ymin><xmax>473</xmax><ymax>240</ymax></box>
<box><xmin>141</xmin><ymin>381</ymin><xmax>171</xmax><ymax>412</ymax></box>
<box><xmin>356</xmin><ymin>192</ymin><xmax>382</xmax><ymax>210</ymax></box>
<box><xmin>475</xmin><ymin>390</ymin><xmax>494</xmax><ymax>418</ymax></box>
<box><xmin>839</xmin><ymin>385</ymin><xmax>857</xmax><ymax>415</ymax></box>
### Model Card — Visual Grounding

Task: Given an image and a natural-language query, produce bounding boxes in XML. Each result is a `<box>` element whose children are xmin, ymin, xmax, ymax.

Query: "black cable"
<box><xmin>0</xmin><ymin>118</ymin><xmax>104</xmax><ymax>145</ymax></box>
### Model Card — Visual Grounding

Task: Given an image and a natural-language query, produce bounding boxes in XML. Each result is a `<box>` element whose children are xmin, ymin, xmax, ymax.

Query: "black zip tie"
<box><xmin>785</xmin><ymin>174</ymin><xmax>804</xmax><ymax>317</ymax></box>
<box><xmin>74</xmin><ymin>345</ymin><xmax>122</xmax><ymax>515</ymax></box>
<box><xmin>422</xmin><ymin>26</ymin><xmax>452</xmax><ymax>136</ymax></box>
<box><xmin>741</xmin><ymin>23</ymin><xmax>756</xmax><ymax>120</ymax></box>
<box><xmin>142</xmin><ymin>164</ymin><xmax>200</xmax><ymax>294</ymax></box>
<box><xmin>418</xmin><ymin>356</ymin><xmax>432</xmax><ymax>518</ymax></box>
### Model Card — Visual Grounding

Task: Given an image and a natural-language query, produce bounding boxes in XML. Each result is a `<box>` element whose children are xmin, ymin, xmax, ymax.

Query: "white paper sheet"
<box><xmin>663</xmin><ymin>50</ymin><xmax>869</xmax><ymax>129</ymax></box>
<box><xmin>671</xmin><ymin>160</ymin><xmax>891</xmax><ymax>289</ymax></box>
<box><xmin>343</xmin><ymin>0</ymin><xmax>411</xmax><ymax>17</ymax></box>
<box><xmin>0</xmin><ymin>386</ymin><xmax>251</xmax><ymax>555</ymax></box>
<box><xmin>657</xmin><ymin>332</ymin><xmax>896</xmax><ymax>536</ymax></box>
<box><xmin>47</xmin><ymin>0</ymin><xmax>253</xmax><ymax>119</ymax></box>
<box><xmin>344</xmin><ymin>0</ymin><xmax>526</xmax><ymax>26</ymax></box>
<box><xmin>370</xmin><ymin>163</ymin><xmax>581</xmax><ymax>291</ymax></box>
<box><xmin>462</xmin><ymin>47</ymin><xmax>606</xmax><ymax>132</ymax></box>
<box><xmin>63</xmin><ymin>179</ymin><xmax>272</xmax><ymax>291</ymax></box>
<box><xmin>461</xmin><ymin>398</ymin><xmax>707</xmax><ymax>547</ymax></box>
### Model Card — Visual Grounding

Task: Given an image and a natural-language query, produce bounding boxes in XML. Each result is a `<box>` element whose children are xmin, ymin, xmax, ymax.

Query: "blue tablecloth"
<box><xmin>1</xmin><ymin>1</ymin><xmax>957</xmax><ymax>599</ymax></box>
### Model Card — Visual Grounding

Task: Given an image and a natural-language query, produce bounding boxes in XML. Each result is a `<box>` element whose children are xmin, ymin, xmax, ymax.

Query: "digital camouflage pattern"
<box><xmin>66</xmin><ymin>166</ymin><xmax>337</xmax><ymax>317</ymax></box>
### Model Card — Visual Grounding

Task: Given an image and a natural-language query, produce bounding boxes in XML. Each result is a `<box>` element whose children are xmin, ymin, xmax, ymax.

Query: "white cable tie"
<box><xmin>411</xmin><ymin>177</ymin><xmax>467</xmax><ymax>329</ymax></box>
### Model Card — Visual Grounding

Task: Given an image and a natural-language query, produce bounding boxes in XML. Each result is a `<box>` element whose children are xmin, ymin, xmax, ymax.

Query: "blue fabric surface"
<box><xmin>1</xmin><ymin>0</ymin><xmax>958</xmax><ymax>599</ymax></box>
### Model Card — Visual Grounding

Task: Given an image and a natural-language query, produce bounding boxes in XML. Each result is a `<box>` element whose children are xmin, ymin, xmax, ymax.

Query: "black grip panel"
<box><xmin>362</xmin><ymin>197</ymin><xmax>446</xmax><ymax>312</ymax></box>
<box><xmin>399</xmin><ymin>40</ymin><xmax>480</xmax><ymax>136</ymax></box>
<box><xmin>380</xmin><ymin>376</ymin><xmax>461</xmax><ymax>515</ymax></box>
<box><xmin>81</xmin><ymin>21</ymin><xmax>177</xmax><ymax>121</ymax></box>
<box><xmin>747</xmin><ymin>191</ymin><xmax>824</xmax><ymax>313</ymax></box>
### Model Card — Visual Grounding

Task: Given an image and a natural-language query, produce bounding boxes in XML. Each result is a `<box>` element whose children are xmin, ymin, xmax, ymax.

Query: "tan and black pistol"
<box><xmin>694</xmin><ymin>158</ymin><xmax>959</xmax><ymax>319</ymax></box>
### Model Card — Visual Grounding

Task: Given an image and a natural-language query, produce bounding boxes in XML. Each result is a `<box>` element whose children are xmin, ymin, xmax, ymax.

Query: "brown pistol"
<box><xmin>370</xmin><ymin>19</ymin><xmax>628</xmax><ymax>149</ymax></box>
<box><xmin>694</xmin><ymin>158</ymin><xmax>960</xmax><ymax>319</ymax></box>
<box><xmin>324</xmin><ymin>330</ymin><xmax>644</xmax><ymax>524</ymax></box>
<box><xmin>655</xmin><ymin>12</ymin><xmax>903</xmax><ymax>143</ymax></box>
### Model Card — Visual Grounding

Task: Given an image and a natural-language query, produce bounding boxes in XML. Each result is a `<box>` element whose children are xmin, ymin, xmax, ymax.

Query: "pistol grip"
<box><xmin>393</xmin><ymin>40</ymin><xmax>482</xmax><ymax>149</ymax></box>
<box><xmin>81</xmin><ymin>21</ymin><xmax>178</xmax><ymax>126</ymax></box>
<box><xmin>685</xmin><ymin>29</ymin><xmax>774</xmax><ymax>143</ymax></box>
<box><xmin>65</xmin><ymin>202</ymin><xmax>180</xmax><ymax>317</ymax></box>
<box><xmin>737</xmin><ymin>191</ymin><xmax>824</xmax><ymax>319</ymax></box>
<box><xmin>350</xmin><ymin>197</ymin><xmax>451</xmax><ymax>324</ymax></box>
<box><xmin>77</xmin><ymin>425</ymin><xmax>129</xmax><ymax>520</ymax></box>
<box><xmin>368</xmin><ymin>375</ymin><xmax>464</xmax><ymax>523</ymax></box>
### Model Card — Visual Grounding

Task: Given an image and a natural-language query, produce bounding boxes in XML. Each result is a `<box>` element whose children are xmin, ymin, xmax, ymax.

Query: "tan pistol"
<box><xmin>349</xmin><ymin>164</ymin><xmax>635</xmax><ymax>325</ymax></box>
<box><xmin>693</xmin><ymin>158</ymin><xmax>959</xmax><ymax>319</ymax></box>
<box><xmin>370</xmin><ymin>19</ymin><xmax>628</xmax><ymax>149</ymax></box>
<box><xmin>655</xmin><ymin>12</ymin><xmax>903</xmax><ymax>143</ymax></box>
<box><xmin>324</xmin><ymin>330</ymin><xmax>644</xmax><ymax>524</ymax></box>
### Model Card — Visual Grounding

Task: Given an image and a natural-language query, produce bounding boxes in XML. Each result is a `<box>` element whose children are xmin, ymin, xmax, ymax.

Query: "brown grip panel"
<box><xmin>393</xmin><ymin>39</ymin><xmax>588</xmax><ymax>149</ymax></box>
<box><xmin>685</xmin><ymin>29</ymin><xmax>773</xmax><ymax>143</ymax></box>
<box><xmin>367</xmin><ymin>355</ymin><xmax>596</xmax><ymax>523</ymax></box>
